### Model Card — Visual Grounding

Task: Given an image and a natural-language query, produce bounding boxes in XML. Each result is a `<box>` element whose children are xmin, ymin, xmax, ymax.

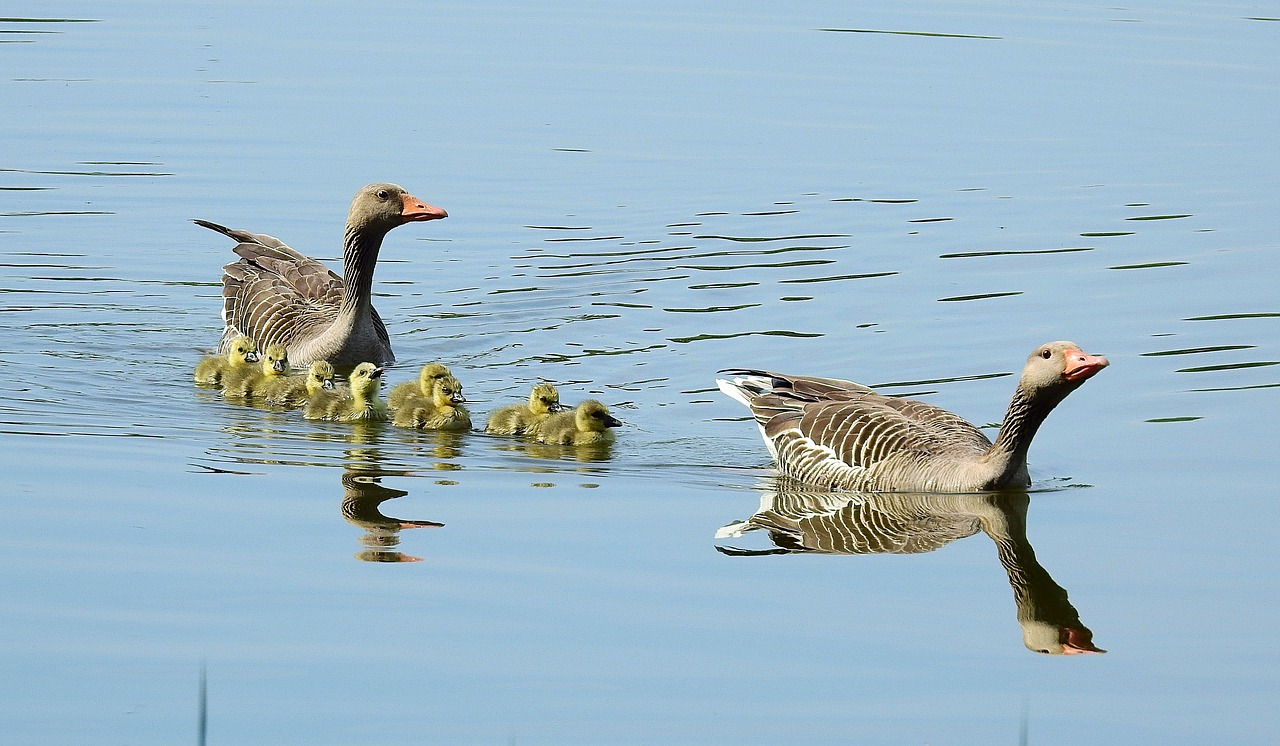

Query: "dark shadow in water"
<box><xmin>715</xmin><ymin>477</ymin><xmax>1103</xmax><ymax>656</ymax></box>
<box><xmin>341</xmin><ymin>464</ymin><xmax>443</xmax><ymax>564</ymax></box>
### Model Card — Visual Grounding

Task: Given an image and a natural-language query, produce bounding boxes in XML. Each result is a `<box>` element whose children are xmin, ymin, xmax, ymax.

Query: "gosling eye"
<box><xmin>1040</xmin><ymin>348</ymin><xmax>1052</xmax><ymax>360</ymax></box>
<box><xmin>376</xmin><ymin>189</ymin><xmax>390</xmax><ymax>200</ymax></box>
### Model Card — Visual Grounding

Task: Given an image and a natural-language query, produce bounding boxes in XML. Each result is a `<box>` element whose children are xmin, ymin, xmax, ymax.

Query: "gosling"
<box><xmin>392</xmin><ymin>374</ymin><xmax>472</xmax><ymax>431</ymax></box>
<box><xmin>261</xmin><ymin>360</ymin><xmax>337</xmax><ymax>408</ymax></box>
<box><xmin>387</xmin><ymin>362</ymin><xmax>453</xmax><ymax>411</ymax></box>
<box><xmin>486</xmin><ymin>383</ymin><xmax>566</xmax><ymax>435</ymax></box>
<box><xmin>304</xmin><ymin>362</ymin><xmax>387</xmax><ymax>422</ymax></box>
<box><xmin>533</xmin><ymin>399</ymin><xmax>621</xmax><ymax>445</ymax></box>
<box><xmin>193</xmin><ymin>336</ymin><xmax>258</xmax><ymax>385</ymax></box>
<box><xmin>222</xmin><ymin>343</ymin><xmax>289</xmax><ymax>399</ymax></box>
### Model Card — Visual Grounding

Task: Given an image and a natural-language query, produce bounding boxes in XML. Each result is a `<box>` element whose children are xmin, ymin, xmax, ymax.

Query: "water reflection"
<box><xmin>341</xmin><ymin>467</ymin><xmax>443</xmax><ymax>564</ymax></box>
<box><xmin>716</xmin><ymin>478</ymin><xmax>1103</xmax><ymax>656</ymax></box>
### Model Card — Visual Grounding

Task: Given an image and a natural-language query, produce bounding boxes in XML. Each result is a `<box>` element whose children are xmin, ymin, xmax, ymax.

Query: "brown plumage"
<box><xmin>533</xmin><ymin>399</ymin><xmax>621</xmax><ymax>445</ymax></box>
<box><xmin>391</xmin><ymin>374</ymin><xmax>471</xmax><ymax>431</ymax></box>
<box><xmin>386</xmin><ymin>362</ymin><xmax>453</xmax><ymax>411</ymax></box>
<box><xmin>193</xmin><ymin>335</ymin><xmax>258</xmax><ymax>385</ymax></box>
<box><xmin>717</xmin><ymin>341</ymin><xmax>1109</xmax><ymax>493</ymax></box>
<box><xmin>485</xmin><ymin>383</ymin><xmax>566</xmax><ymax>435</ymax></box>
<box><xmin>195</xmin><ymin>183</ymin><xmax>447</xmax><ymax>372</ymax></box>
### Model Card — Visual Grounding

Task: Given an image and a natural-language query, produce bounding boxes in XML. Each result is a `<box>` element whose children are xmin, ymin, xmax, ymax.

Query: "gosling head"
<box><xmin>348</xmin><ymin>362</ymin><xmax>385</xmax><ymax>399</ymax></box>
<box><xmin>228</xmin><ymin>336</ymin><xmax>259</xmax><ymax>365</ymax></box>
<box><xmin>262</xmin><ymin>344</ymin><xmax>289</xmax><ymax>375</ymax></box>
<box><xmin>528</xmin><ymin>383</ymin><xmax>565</xmax><ymax>415</ymax></box>
<box><xmin>306</xmin><ymin>361</ymin><xmax>337</xmax><ymax>394</ymax></box>
<box><xmin>418</xmin><ymin>362</ymin><xmax>452</xmax><ymax>392</ymax></box>
<box><xmin>575</xmin><ymin>400</ymin><xmax>622</xmax><ymax>432</ymax></box>
<box><xmin>432</xmin><ymin>374</ymin><xmax>467</xmax><ymax>408</ymax></box>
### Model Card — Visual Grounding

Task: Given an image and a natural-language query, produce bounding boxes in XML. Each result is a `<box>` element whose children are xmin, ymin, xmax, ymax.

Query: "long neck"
<box><xmin>339</xmin><ymin>222</ymin><xmax>389</xmax><ymax>320</ymax></box>
<box><xmin>984</xmin><ymin>384</ymin><xmax>1070</xmax><ymax>479</ymax></box>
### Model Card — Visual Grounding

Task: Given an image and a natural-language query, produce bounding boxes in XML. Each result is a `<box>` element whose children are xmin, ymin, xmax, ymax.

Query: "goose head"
<box><xmin>306</xmin><ymin>361</ymin><xmax>337</xmax><ymax>394</ymax></box>
<box><xmin>348</xmin><ymin>362</ymin><xmax>384</xmax><ymax>399</ymax></box>
<box><xmin>575</xmin><ymin>400</ymin><xmax>622</xmax><ymax>432</ymax></box>
<box><xmin>432</xmin><ymin>375</ymin><xmax>467</xmax><ymax>408</ymax></box>
<box><xmin>228</xmin><ymin>336</ymin><xmax>259</xmax><ymax>365</ymax></box>
<box><xmin>347</xmin><ymin>183</ymin><xmax>448</xmax><ymax>235</ymax></box>
<box><xmin>1018</xmin><ymin>341</ymin><xmax>1109</xmax><ymax>401</ymax></box>
<box><xmin>528</xmin><ymin>383</ymin><xmax>566</xmax><ymax>415</ymax></box>
<box><xmin>262</xmin><ymin>344</ymin><xmax>289</xmax><ymax>375</ymax></box>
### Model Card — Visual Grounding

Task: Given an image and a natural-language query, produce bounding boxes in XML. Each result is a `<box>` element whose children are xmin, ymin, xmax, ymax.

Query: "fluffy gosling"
<box><xmin>194</xmin><ymin>336</ymin><xmax>258</xmax><ymax>385</ymax></box>
<box><xmin>486</xmin><ymin>383</ymin><xmax>566</xmax><ymax>435</ymax></box>
<box><xmin>305</xmin><ymin>362</ymin><xmax>387</xmax><ymax>422</ymax></box>
<box><xmin>533</xmin><ymin>399</ymin><xmax>621</xmax><ymax>445</ymax></box>
<box><xmin>387</xmin><ymin>362</ymin><xmax>453</xmax><ymax>411</ymax></box>
<box><xmin>392</xmin><ymin>374</ymin><xmax>472</xmax><ymax>431</ymax></box>
<box><xmin>222</xmin><ymin>343</ymin><xmax>289</xmax><ymax>398</ymax></box>
<box><xmin>261</xmin><ymin>360</ymin><xmax>337</xmax><ymax>407</ymax></box>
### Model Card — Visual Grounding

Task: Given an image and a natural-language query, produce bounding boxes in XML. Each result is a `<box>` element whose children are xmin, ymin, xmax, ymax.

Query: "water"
<box><xmin>2</xmin><ymin>2</ymin><xmax>1278</xmax><ymax>743</ymax></box>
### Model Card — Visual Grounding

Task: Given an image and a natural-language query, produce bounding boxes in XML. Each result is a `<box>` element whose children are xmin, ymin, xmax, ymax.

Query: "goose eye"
<box><xmin>1040</xmin><ymin>348</ymin><xmax>1052</xmax><ymax>360</ymax></box>
<box><xmin>376</xmin><ymin>189</ymin><xmax>390</xmax><ymax>200</ymax></box>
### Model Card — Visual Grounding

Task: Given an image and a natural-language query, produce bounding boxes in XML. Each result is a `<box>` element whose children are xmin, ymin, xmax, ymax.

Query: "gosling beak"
<box><xmin>550</xmin><ymin>402</ymin><xmax>570</xmax><ymax>413</ymax></box>
<box><xmin>322</xmin><ymin>379</ymin><xmax>335</xmax><ymax>390</ymax></box>
<box><xmin>244</xmin><ymin>350</ymin><xmax>259</xmax><ymax>363</ymax></box>
<box><xmin>370</xmin><ymin>367</ymin><xmax>385</xmax><ymax>379</ymax></box>
<box><xmin>400</xmin><ymin>193</ymin><xmax>448</xmax><ymax>223</ymax></box>
<box><xmin>451</xmin><ymin>392</ymin><xmax>467</xmax><ymax>404</ymax></box>
<box><xmin>1063</xmin><ymin>349</ymin><xmax>1110</xmax><ymax>382</ymax></box>
<box><xmin>272</xmin><ymin>360</ymin><xmax>287</xmax><ymax>373</ymax></box>
<box><xmin>603</xmin><ymin>414</ymin><xmax>623</xmax><ymax>428</ymax></box>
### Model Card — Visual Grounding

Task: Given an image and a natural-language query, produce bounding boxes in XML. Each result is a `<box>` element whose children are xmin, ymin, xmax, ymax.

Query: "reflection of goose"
<box><xmin>392</xmin><ymin>374</ymin><xmax>471</xmax><ymax>431</ymax></box>
<box><xmin>222</xmin><ymin>343</ymin><xmax>289</xmax><ymax>398</ymax></box>
<box><xmin>261</xmin><ymin>360</ymin><xmax>337</xmax><ymax>407</ymax></box>
<box><xmin>534</xmin><ymin>400</ymin><xmax>621</xmax><ymax>445</ymax></box>
<box><xmin>486</xmin><ymin>383</ymin><xmax>566</xmax><ymax>435</ymax></box>
<box><xmin>196</xmin><ymin>183</ymin><xmax>447</xmax><ymax>371</ymax></box>
<box><xmin>717</xmin><ymin>341</ymin><xmax>1108</xmax><ymax>492</ymax></box>
<box><xmin>305</xmin><ymin>362</ymin><xmax>387</xmax><ymax>422</ymax></box>
<box><xmin>717</xmin><ymin>479</ymin><xmax>1103</xmax><ymax>655</ymax></box>
<box><xmin>341</xmin><ymin>470</ymin><xmax>443</xmax><ymax>564</ymax></box>
<box><xmin>194</xmin><ymin>335</ymin><xmax>258</xmax><ymax>385</ymax></box>
<box><xmin>387</xmin><ymin>362</ymin><xmax>452</xmax><ymax>411</ymax></box>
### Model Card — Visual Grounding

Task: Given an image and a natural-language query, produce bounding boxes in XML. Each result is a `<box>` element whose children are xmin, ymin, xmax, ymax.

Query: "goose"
<box><xmin>392</xmin><ymin>374</ymin><xmax>471</xmax><ymax>431</ymax></box>
<box><xmin>304</xmin><ymin>362</ymin><xmax>387</xmax><ymax>422</ymax></box>
<box><xmin>533</xmin><ymin>399</ymin><xmax>621</xmax><ymax>445</ymax></box>
<box><xmin>193</xmin><ymin>335</ymin><xmax>258</xmax><ymax>385</ymax></box>
<box><xmin>716</xmin><ymin>341</ymin><xmax>1108</xmax><ymax>493</ymax></box>
<box><xmin>222</xmin><ymin>343</ymin><xmax>289</xmax><ymax>398</ymax></box>
<box><xmin>261</xmin><ymin>360</ymin><xmax>337</xmax><ymax>407</ymax></box>
<box><xmin>386</xmin><ymin>362</ymin><xmax>453</xmax><ymax>411</ymax></box>
<box><xmin>485</xmin><ymin>383</ymin><xmax>566</xmax><ymax>435</ymax></box>
<box><xmin>195</xmin><ymin>183</ymin><xmax>447</xmax><ymax>371</ymax></box>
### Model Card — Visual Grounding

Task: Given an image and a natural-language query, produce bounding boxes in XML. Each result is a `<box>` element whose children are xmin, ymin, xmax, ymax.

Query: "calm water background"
<box><xmin>2</xmin><ymin>1</ymin><xmax>1278</xmax><ymax>743</ymax></box>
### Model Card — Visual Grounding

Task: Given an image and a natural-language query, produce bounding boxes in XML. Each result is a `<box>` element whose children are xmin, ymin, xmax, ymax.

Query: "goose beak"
<box><xmin>400</xmin><ymin>193</ymin><xmax>448</xmax><ymax>222</ymax></box>
<box><xmin>1063</xmin><ymin>349</ymin><xmax>1109</xmax><ymax>382</ymax></box>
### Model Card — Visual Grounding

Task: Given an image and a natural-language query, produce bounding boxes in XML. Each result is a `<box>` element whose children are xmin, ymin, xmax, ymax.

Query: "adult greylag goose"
<box><xmin>386</xmin><ymin>362</ymin><xmax>453</xmax><ymax>411</ymax></box>
<box><xmin>195</xmin><ymin>183</ymin><xmax>447</xmax><ymax>371</ymax></box>
<box><xmin>391</xmin><ymin>374</ymin><xmax>471</xmax><ymax>431</ymax></box>
<box><xmin>486</xmin><ymin>383</ymin><xmax>566</xmax><ymax>435</ymax></box>
<box><xmin>193</xmin><ymin>335</ymin><xmax>258</xmax><ymax>385</ymax></box>
<box><xmin>533</xmin><ymin>399</ymin><xmax>622</xmax><ymax>445</ymax></box>
<box><xmin>261</xmin><ymin>360</ymin><xmax>337</xmax><ymax>407</ymax></box>
<box><xmin>305</xmin><ymin>362</ymin><xmax>387</xmax><ymax>422</ymax></box>
<box><xmin>717</xmin><ymin>341</ymin><xmax>1108</xmax><ymax>493</ymax></box>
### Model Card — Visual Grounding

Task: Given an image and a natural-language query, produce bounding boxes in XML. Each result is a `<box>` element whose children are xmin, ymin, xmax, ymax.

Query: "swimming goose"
<box><xmin>196</xmin><ymin>183</ymin><xmax>447</xmax><ymax>371</ymax></box>
<box><xmin>533</xmin><ymin>399</ymin><xmax>621</xmax><ymax>445</ymax></box>
<box><xmin>304</xmin><ymin>362</ymin><xmax>387</xmax><ymax>422</ymax></box>
<box><xmin>392</xmin><ymin>374</ymin><xmax>471</xmax><ymax>431</ymax></box>
<box><xmin>193</xmin><ymin>335</ymin><xmax>258</xmax><ymax>385</ymax></box>
<box><xmin>717</xmin><ymin>341</ymin><xmax>1108</xmax><ymax>493</ymax></box>
<box><xmin>261</xmin><ymin>360</ymin><xmax>337</xmax><ymax>407</ymax></box>
<box><xmin>222</xmin><ymin>343</ymin><xmax>289</xmax><ymax>398</ymax></box>
<box><xmin>386</xmin><ymin>362</ymin><xmax>453</xmax><ymax>411</ymax></box>
<box><xmin>486</xmin><ymin>383</ymin><xmax>566</xmax><ymax>435</ymax></box>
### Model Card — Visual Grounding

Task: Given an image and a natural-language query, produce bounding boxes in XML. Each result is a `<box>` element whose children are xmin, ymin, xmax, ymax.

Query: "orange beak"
<box><xmin>1063</xmin><ymin>348</ymin><xmax>1109</xmax><ymax>382</ymax></box>
<box><xmin>400</xmin><ymin>192</ymin><xmax>448</xmax><ymax>222</ymax></box>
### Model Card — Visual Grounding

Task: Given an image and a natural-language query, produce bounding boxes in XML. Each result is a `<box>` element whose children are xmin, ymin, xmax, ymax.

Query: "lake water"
<box><xmin>2</xmin><ymin>2</ymin><xmax>1278</xmax><ymax>743</ymax></box>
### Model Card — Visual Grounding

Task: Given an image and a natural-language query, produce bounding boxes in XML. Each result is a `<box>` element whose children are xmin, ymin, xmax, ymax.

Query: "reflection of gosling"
<box><xmin>222</xmin><ymin>343</ymin><xmax>289</xmax><ymax>398</ymax></box>
<box><xmin>392</xmin><ymin>374</ymin><xmax>471</xmax><ymax>431</ymax></box>
<box><xmin>194</xmin><ymin>336</ymin><xmax>258</xmax><ymax>385</ymax></box>
<box><xmin>534</xmin><ymin>399</ymin><xmax>621</xmax><ymax>445</ymax></box>
<box><xmin>262</xmin><ymin>360</ymin><xmax>336</xmax><ymax>407</ymax></box>
<box><xmin>387</xmin><ymin>362</ymin><xmax>452</xmax><ymax>411</ymax></box>
<box><xmin>304</xmin><ymin>362</ymin><xmax>387</xmax><ymax>422</ymax></box>
<box><xmin>486</xmin><ymin>383</ymin><xmax>565</xmax><ymax>435</ymax></box>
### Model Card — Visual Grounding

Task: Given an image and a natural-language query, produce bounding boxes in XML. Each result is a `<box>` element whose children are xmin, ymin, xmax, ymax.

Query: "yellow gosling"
<box><xmin>486</xmin><ymin>383</ymin><xmax>565</xmax><ymax>435</ymax></box>
<box><xmin>387</xmin><ymin>362</ymin><xmax>453</xmax><ymax>411</ymax></box>
<box><xmin>304</xmin><ymin>362</ymin><xmax>387</xmax><ymax>422</ymax></box>
<box><xmin>261</xmin><ymin>360</ymin><xmax>337</xmax><ymax>407</ymax></box>
<box><xmin>392</xmin><ymin>374</ymin><xmax>472</xmax><ymax>431</ymax></box>
<box><xmin>533</xmin><ymin>399</ymin><xmax>621</xmax><ymax>445</ymax></box>
<box><xmin>194</xmin><ymin>336</ymin><xmax>258</xmax><ymax>385</ymax></box>
<box><xmin>222</xmin><ymin>343</ymin><xmax>289</xmax><ymax>398</ymax></box>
